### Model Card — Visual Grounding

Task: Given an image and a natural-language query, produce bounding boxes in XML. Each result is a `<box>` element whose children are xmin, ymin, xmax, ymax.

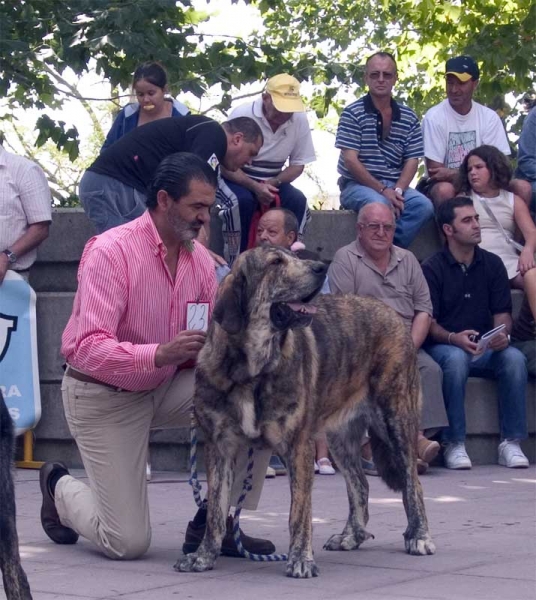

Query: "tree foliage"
<box><xmin>0</xmin><ymin>0</ymin><xmax>534</xmax><ymax>158</ymax></box>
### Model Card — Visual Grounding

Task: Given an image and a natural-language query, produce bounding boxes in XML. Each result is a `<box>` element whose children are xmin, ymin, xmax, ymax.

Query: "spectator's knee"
<box><xmin>441</xmin><ymin>347</ymin><xmax>470</xmax><ymax>375</ymax></box>
<box><xmin>431</xmin><ymin>182</ymin><xmax>456</xmax><ymax>205</ymax></box>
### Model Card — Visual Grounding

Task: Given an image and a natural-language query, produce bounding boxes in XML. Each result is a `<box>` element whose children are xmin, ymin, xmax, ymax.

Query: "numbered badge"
<box><xmin>186</xmin><ymin>302</ymin><xmax>209</xmax><ymax>332</ymax></box>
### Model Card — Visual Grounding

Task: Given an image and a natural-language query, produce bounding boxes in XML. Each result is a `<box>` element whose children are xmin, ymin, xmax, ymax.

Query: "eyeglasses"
<box><xmin>367</xmin><ymin>71</ymin><xmax>396</xmax><ymax>81</ymax></box>
<box><xmin>360</xmin><ymin>222</ymin><xmax>395</xmax><ymax>234</ymax></box>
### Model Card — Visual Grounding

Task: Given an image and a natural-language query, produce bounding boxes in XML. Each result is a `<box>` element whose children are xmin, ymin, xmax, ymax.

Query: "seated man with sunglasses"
<box><xmin>335</xmin><ymin>51</ymin><xmax>433</xmax><ymax>249</ymax></box>
<box><xmin>328</xmin><ymin>202</ymin><xmax>448</xmax><ymax>475</ymax></box>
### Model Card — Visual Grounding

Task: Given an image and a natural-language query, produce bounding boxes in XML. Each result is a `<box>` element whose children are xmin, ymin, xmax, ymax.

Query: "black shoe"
<box><xmin>183</xmin><ymin>515</ymin><xmax>275</xmax><ymax>558</ymax></box>
<box><xmin>39</xmin><ymin>461</ymin><xmax>79</xmax><ymax>544</ymax></box>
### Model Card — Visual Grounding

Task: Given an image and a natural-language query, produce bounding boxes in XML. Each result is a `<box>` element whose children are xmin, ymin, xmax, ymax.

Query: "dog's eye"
<box><xmin>271</xmin><ymin>257</ymin><xmax>283</xmax><ymax>265</ymax></box>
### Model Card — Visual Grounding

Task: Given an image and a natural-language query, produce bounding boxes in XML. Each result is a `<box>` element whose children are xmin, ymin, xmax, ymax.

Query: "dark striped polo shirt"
<box><xmin>336</xmin><ymin>94</ymin><xmax>424</xmax><ymax>184</ymax></box>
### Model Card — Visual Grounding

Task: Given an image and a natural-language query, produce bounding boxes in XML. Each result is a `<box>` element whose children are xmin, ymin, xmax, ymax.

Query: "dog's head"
<box><xmin>213</xmin><ymin>246</ymin><xmax>327</xmax><ymax>335</ymax></box>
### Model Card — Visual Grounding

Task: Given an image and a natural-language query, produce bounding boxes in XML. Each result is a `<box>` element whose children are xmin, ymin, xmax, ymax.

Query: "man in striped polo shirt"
<box><xmin>336</xmin><ymin>52</ymin><xmax>433</xmax><ymax>248</ymax></box>
<box><xmin>218</xmin><ymin>74</ymin><xmax>315</xmax><ymax>264</ymax></box>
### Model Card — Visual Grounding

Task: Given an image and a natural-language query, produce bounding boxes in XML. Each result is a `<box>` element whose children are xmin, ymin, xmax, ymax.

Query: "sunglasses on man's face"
<box><xmin>367</xmin><ymin>71</ymin><xmax>396</xmax><ymax>81</ymax></box>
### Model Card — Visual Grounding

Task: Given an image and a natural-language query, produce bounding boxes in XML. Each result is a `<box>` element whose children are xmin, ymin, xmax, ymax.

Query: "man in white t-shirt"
<box><xmin>217</xmin><ymin>74</ymin><xmax>315</xmax><ymax>264</ymax></box>
<box><xmin>421</xmin><ymin>56</ymin><xmax>531</xmax><ymax>207</ymax></box>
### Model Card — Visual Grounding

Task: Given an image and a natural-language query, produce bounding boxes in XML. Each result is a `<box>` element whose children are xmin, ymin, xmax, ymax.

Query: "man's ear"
<box><xmin>212</xmin><ymin>272</ymin><xmax>247</xmax><ymax>335</ymax></box>
<box><xmin>156</xmin><ymin>189</ymin><xmax>171</xmax><ymax>210</ymax></box>
<box><xmin>442</xmin><ymin>223</ymin><xmax>453</xmax><ymax>238</ymax></box>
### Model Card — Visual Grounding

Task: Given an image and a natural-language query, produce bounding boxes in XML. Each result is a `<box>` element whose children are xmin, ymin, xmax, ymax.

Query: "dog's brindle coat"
<box><xmin>0</xmin><ymin>391</ymin><xmax>32</xmax><ymax>599</ymax></box>
<box><xmin>176</xmin><ymin>246</ymin><xmax>435</xmax><ymax>578</ymax></box>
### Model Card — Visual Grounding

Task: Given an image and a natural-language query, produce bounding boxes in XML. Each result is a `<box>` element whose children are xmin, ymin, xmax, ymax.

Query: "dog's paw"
<box><xmin>323</xmin><ymin>529</ymin><xmax>373</xmax><ymax>551</ymax></box>
<box><xmin>286</xmin><ymin>558</ymin><xmax>319</xmax><ymax>579</ymax></box>
<box><xmin>404</xmin><ymin>534</ymin><xmax>436</xmax><ymax>556</ymax></box>
<box><xmin>174</xmin><ymin>552</ymin><xmax>216</xmax><ymax>573</ymax></box>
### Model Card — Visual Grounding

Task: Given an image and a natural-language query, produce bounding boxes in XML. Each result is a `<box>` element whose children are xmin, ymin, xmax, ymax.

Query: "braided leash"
<box><xmin>230</xmin><ymin>446</ymin><xmax>288</xmax><ymax>562</ymax></box>
<box><xmin>188</xmin><ymin>412</ymin><xmax>287</xmax><ymax>562</ymax></box>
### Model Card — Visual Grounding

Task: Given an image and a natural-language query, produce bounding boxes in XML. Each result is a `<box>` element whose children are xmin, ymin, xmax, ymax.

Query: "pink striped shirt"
<box><xmin>61</xmin><ymin>211</ymin><xmax>217</xmax><ymax>391</ymax></box>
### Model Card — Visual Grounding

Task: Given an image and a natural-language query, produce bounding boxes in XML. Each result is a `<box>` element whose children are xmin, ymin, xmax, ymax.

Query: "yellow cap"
<box><xmin>265</xmin><ymin>74</ymin><xmax>304</xmax><ymax>113</ymax></box>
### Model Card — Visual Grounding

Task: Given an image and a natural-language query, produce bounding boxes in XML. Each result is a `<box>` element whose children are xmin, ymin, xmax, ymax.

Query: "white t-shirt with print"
<box><xmin>422</xmin><ymin>99</ymin><xmax>510</xmax><ymax>169</ymax></box>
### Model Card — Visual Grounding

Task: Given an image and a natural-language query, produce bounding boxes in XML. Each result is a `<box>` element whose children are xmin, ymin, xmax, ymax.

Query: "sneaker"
<box><xmin>317</xmin><ymin>457</ymin><xmax>336</xmax><ymax>475</ymax></box>
<box><xmin>183</xmin><ymin>515</ymin><xmax>275</xmax><ymax>557</ymax></box>
<box><xmin>314</xmin><ymin>461</ymin><xmax>319</xmax><ymax>474</ymax></box>
<box><xmin>417</xmin><ymin>437</ymin><xmax>440</xmax><ymax>464</ymax></box>
<box><xmin>265</xmin><ymin>466</ymin><xmax>276</xmax><ymax>478</ymax></box>
<box><xmin>443</xmin><ymin>442</ymin><xmax>472</xmax><ymax>470</ymax></box>
<box><xmin>361</xmin><ymin>457</ymin><xmax>379</xmax><ymax>476</ymax></box>
<box><xmin>39</xmin><ymin>462</ymin><xmax>79</xmax><ymax>544</ymax></box>
<box><xmin>146</xmin><ymin>461</ymin><xmax>152</xmax><ymax>482</ymax></box>
<box><xmin>498</xmin><ymin>439</ymin><xmax>529</xmax><ymax>468</ymax></box>
<box><xmin>269</xmin><ymin>454</ymin><xmax>287</xmax><ymax>476</ymax></box>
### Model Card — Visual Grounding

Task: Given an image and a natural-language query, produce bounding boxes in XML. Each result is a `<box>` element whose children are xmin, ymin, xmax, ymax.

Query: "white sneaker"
<box><xmin>146</xmin><ymin>461</ymin><xmax>152</xmax><ymax>482</ymax></box>
<box><xmin>265</xmin><ymin>466</ymin><xmax>276</xmax><ymax>478</ymax></box>
<box><xmin>317</xmin><ymin>457</ymin><xmax>336</xmax><ymax>475</ymax></box>
<box><xmin>443</xmin><ymin>442</ymin><xmax>472</xmax><ymax>470</ymax></box>
<box><xmin>498</xmin><ymin>439</ymin><xmax>529</xmax><ymax>468</ymax></box>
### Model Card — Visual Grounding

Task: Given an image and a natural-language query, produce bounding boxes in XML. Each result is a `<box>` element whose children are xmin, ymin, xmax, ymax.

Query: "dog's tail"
<box><xmin>0</xmin><ymin>393</ymin><xmax>33</xmax><ymax>599</ymax></box>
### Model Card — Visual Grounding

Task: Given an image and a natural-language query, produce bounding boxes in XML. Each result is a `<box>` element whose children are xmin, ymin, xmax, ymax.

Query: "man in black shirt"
<box><xmin>422</xmin><ymin>196</ymin><xmax>529</xmax><ymax>470</ymax></box>
<box><xmin>79</xmin><ymin>115</ymin><xmax>263</xmax><ymax>233</ymax></box>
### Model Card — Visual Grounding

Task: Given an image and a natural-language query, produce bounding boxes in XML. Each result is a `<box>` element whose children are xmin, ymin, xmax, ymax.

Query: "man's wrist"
<box><xmin>379</xmin><ymin>185</ymin><xmax>388</xmax><ymax>194</ymax></box>
<box><xmin>394</xmin><ymin>186</ymin><xmax>404</xmax><ymax>195</ymax></box>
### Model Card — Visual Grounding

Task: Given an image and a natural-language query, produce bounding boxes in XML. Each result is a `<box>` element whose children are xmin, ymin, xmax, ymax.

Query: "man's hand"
<box><xmin>488</xmin><ymin>331</ymin><xmax>510</xmax><ymax>352</ymax></box>
<box><xmin>154</xmin><ymin>330</ymin><xmax>207</xmax><ymax>368</ymax></box>
<box><xmin>0</xmin><ymin>254</ymin><xmax>9</xmax><ymax>285</ymax></box>
<box><xmin>450</xmin><ymin>329</ymin><xmax>480</xmax><ymax>354</ymax></box>
<box><xmin>254</xmin><ymin>181</ymin><xmax>278</xmax><ymax>206</ymax></box>
<box><xmin>382</xmin><ymin>187</ymin><xmax>404</xmax><ymax>218</ymax></box>
<box><xmin>428</xmin><ymin>166</ymin><xmax>456</xmax><ymax>182</ymax></box>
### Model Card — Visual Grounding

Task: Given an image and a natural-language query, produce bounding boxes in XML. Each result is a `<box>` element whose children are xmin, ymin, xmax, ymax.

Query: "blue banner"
<box><xmin>0</xmin><ymin>271</ymin><xmax>41</xmax><ymax>435</ymax></box>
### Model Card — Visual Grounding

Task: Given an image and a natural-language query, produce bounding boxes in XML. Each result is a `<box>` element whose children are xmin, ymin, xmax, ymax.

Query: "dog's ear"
<box><xmin>213</xmin><ymin>272</ymin><xmax>247</xmax><ymax>335</ymax></box>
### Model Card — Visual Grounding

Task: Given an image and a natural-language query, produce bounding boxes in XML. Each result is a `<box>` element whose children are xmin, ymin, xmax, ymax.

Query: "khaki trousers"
<box><xmin>57</xmin><ymin>369</ymin><xmax>270</xmax><ymax>559</ymax></box>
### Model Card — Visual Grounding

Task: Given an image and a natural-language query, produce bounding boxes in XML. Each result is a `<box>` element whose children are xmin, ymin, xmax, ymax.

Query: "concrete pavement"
<box><xmin>6</xmin><ymin>465</ymin><xmax>536</xmax><ymax>600</ymax></box>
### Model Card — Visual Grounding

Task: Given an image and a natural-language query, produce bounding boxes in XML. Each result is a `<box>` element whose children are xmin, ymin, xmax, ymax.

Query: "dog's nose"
<box><xmin>311</xmin><ymin>261</ymin><xmax>327</xmax><ymax>275</ymax></box>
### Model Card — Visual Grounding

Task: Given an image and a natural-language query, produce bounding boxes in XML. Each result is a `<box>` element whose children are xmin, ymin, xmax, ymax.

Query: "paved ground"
<box><xmin>5</xmin><ymin>465</ymin><xmax>536</xmax><ymax>600</ymax></box>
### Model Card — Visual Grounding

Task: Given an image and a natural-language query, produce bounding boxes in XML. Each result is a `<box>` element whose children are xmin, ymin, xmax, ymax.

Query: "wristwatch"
<box><xmin>394</xmin><ymin>187</ymin><xmax>404</xmax><ymax>195</ymax></box>
<box><xmin>2</xmin><ymin>249</ymin><xmax>17</xmax><ymax>264</ymax></box>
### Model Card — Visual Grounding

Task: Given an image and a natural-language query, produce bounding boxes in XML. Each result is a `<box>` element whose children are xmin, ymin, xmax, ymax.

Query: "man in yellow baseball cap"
<box><xmin>264</xmin><ymin>74</ymin><xmax>305</xmax><ymax>113</ymax></box>
<box><xmin>218</xmin><ymin>74</ymin><xmax>315</xmax><ymax>264</ymax></box>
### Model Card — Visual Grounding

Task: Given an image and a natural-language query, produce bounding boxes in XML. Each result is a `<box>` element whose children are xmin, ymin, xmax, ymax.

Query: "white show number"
<box><xmin>186</xmin><ymin>302</ymin><xmax>209</xmax><ymax>332</ymax></box>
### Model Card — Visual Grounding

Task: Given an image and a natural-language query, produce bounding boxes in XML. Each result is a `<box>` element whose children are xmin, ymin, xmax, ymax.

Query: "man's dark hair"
<box><xmin>146</xmin><ymin>152</ymin><xmax>217</xmax><ymax>209</ymax></box>
<box><xmin>365</xmin><ymin>51</ymin><xmax>397</xmax><ymax>72</ymax></box>
<box><xmin>436</xmin><ymin>196</ymin><xmax>474</xmax><ymax>230</ymax></box>
<box><xmin>458</xmin><ymin>145</ymin><xmax>512</xmax><ymax>193</ymax></box>
<box><xmin>222</xmin><ymin>117</ymin><xmax>263</xmax><ymax>144</ymax></box>
<box><xmin>264</xmin><ymin>207</ymin><xmax>299</xmax><ymax>237</ymax></box>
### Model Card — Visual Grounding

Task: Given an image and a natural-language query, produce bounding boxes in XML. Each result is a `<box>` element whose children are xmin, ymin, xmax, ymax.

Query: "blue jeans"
<box><xmin>426</xmin><ymin>344</ymin><xmax>528</xmax><ymax>443</ymax></box>
<box><xmin>224</xmin><ymin>180</ymin><xmax>309</xmax><ymax>252</ymax></box>
<box><xmin>79</xmin><ymin>171</ymin><xmax>147</xmax><ymax>234</ymax></box>
<box><xmin>340</xmin><ymin>180</ymin><xmax>434</xmax><ymax>248</ymax></box>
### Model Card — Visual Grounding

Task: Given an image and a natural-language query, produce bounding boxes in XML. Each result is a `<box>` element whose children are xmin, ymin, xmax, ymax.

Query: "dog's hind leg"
<box><xmin>369</xmin><ymin>380</ymin><xmax>435</xmax><ymax>556</ymax></box>
<box><xmin>175</xmin><ymin>440</ymin><xmax>234</xmax><ymax>573</ymax></box>
<box><xmin>285</xmin><ymin>435</ymin><xmax>318</xmax><ymax>578</ymax></box>
<box><xmin>0</xmin><ymin>395</ymin><xmax>32</xmax><ymax>600</ymax></box>
<box><xmin>322</xmin><ymin>421</ymin><xmax>374</xmax><ymax>552</ymax></box>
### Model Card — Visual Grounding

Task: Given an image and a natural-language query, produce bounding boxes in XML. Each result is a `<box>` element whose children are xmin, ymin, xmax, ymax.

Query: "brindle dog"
<box><xmin>0</xmin><ymin>391</ymin><xmax>32</xmax><ymax>599</ymax></box>
<box><xmin>176</xmin><ymin>246</ymin><xmax>435</xmax><ymax>578</ymax></box>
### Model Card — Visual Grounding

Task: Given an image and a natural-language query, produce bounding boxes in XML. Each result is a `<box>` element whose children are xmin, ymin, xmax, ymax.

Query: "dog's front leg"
<box><xmin>175</xmin><ymin>441</ymin><xmax>234</xmax><ymax>573</ymax></box>
<box><xmin>285</xmin><ymin>436</ymin><xmax>318</xmax><ymax>578</ymax></box>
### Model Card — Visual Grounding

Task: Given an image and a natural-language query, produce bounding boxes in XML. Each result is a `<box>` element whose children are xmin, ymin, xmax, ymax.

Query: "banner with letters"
<box><xmin>0</xmin><ymin>271</ymin><xmax>41</xmax><ymax>435</ymax></box>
